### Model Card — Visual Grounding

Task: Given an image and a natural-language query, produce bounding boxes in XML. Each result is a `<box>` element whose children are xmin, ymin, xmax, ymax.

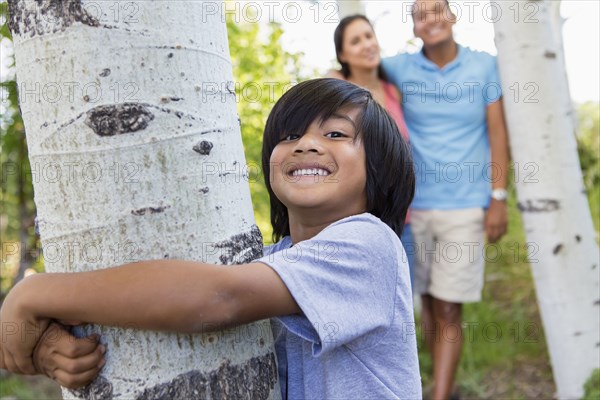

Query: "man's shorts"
<box><xmin>411</xmin><ymin>208</ymin><xmax>485</xmax><ymax>303</ymax></box>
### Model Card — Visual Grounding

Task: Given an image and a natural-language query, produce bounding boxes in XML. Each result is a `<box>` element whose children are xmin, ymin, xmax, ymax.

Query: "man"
<box><xmin>383</xmin><ymin>1</ymin><xmax>510</xmax><ymax>398</ymax></box>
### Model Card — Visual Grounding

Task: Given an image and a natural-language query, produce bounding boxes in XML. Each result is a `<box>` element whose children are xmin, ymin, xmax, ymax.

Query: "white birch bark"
<box><xmin>7</xmin><ymin>0</ymin><xmax>279</xmax><ymax>398</ymax></box>
<box><xmin>337</xmin><ymin>0</ymin><xmax>365</xmax><ymax>18</ymax></box>
<box><xmin>492</xmin><ymin>1</ymin><xmax>600</xmax><ymax>398</ymax></box>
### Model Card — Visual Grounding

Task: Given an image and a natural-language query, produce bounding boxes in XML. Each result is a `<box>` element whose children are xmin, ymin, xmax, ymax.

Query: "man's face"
<box><xmin>412</xmin><ymin>0</ymin><xmax>455</xmax><ymax>48</ymax></box>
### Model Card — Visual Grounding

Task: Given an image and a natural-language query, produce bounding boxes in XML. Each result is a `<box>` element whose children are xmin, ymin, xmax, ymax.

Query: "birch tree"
<box><xmin>7</xmin><ymin>0</ymin><xmax>279</xmax><ymax>398</ymax></box>
<box><xmin>492</xmin><ymin>1</ymin><xmax>600</xmax><ymax>398</ymax></box>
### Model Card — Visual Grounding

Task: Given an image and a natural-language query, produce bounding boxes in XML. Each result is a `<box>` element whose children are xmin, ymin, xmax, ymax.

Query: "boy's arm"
<box><xmin>486</xmin><ymin>98</ymin><xmax>510</xmax><ymax>243</ymax></box>
<box><xmin>1</xmin><ymin>260</ymin><xmax>299</xmax><ymax>374</ymax></box>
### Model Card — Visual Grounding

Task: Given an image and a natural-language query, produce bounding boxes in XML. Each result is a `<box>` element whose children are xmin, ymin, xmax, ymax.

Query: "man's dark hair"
<box><xmin>411</xmin><ymin>0</ymin><xmax>453</xmax><ymax>21</ymax></box>
<box><xmin>333</xmin><ymin>15</ymin><xmax>388</xmax><ymax>81</ymax></box>
<box><xmin>262</xmin><ymin>78</ymin><xmax>415</xmax><ymax>242</ymax></box>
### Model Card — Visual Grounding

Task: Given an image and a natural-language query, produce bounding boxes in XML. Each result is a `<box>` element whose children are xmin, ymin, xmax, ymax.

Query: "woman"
<box><xmin>328</xmin><ymin>15</ymin><xmax>415</xmax><ymax>284</ymax></box>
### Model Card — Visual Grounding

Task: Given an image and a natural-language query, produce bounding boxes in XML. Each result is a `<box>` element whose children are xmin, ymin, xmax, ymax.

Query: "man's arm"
<box><xmin>1</xmin><ymin>260</ymin><xmax>299</xmax><ymax>374</ymax></box>
<box><xmin>485</xmin><ymin>98</ymin><xmax>510</xmax><ymax>243</ymax></box>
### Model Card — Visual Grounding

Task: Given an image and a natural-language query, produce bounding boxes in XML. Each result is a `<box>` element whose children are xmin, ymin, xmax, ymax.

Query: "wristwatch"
<box><xmin>491</xmin><ymin>188</ymin><xmax>508</xmax><ymax>201</ymax></box>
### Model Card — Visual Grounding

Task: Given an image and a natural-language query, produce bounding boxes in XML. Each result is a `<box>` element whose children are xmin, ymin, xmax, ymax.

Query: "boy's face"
<box><xmin>412</xmin><ymin>0</ymin><xmax>455</xmax><ymax>48</ymax></box>
<box><xmin>269</xmin><ymin>107</ymin><xmax>367</xmax><ymax>225</ymax></box>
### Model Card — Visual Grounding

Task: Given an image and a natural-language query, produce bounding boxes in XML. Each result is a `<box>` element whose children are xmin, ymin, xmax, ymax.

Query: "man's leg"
<box><xmin>431</xmin><ymin>298</ymin><xmax>462</xmax><ymax>400</ymax></box>
<box><xmin>420</xmin><ymin>294</ymin><xmax>436</xmax><ymax>354</ymax></box>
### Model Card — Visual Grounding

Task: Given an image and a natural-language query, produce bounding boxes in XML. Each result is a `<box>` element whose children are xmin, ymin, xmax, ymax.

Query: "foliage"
<box><xmin>577</xmin><ymin>102</ymin><xmax>600</xmax><ymax>190</ymax></box>
<box><xmin>0</xmin><ymin>0</ymin><xmax>40</xmax><ymax>296</ymax></box>
<box><xmin>576</xmin><ymin>101</ymin><xmax>600</xmax><ymax>236</ymax></box>
<box><xmin>583</xmin><ymin>368</ymin><xmax>600</xmax><ymax>400</ymax></box>
<box><xmin>226</xmin><ymin>14</ymin><xmax>308</xmax><ymax>244</ymax></box>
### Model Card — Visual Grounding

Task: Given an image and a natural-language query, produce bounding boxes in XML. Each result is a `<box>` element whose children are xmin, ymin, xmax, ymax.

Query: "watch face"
<box><xmin>492</xmin><ymin>189</ymin><xmax>508</xmax><ymax>201</ymax></box>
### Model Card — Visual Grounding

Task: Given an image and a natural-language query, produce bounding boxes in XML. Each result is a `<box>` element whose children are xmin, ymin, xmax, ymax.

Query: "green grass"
<box><xmin>583</xmin><ymin>369</ymin><xmax>600</xmax><ymax>400</ymax></box>
<box><xmin>0</xmin><ymin>374</ymin><xmax>61</xmax><ymax>399</ymax></box>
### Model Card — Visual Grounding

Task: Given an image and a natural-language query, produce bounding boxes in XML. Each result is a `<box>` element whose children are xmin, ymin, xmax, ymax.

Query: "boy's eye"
<box><xmin>326</xmin><ymin>131</ymin><xmax>346</xmax><ymax>138</ymax></box>
<box><xmin>281</xmin><ymin>134</ymin><xmax>300</xmax><ymax>141</ymax></box>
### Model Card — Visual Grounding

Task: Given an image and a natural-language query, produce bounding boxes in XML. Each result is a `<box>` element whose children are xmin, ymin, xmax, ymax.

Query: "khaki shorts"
<box><xmin>411</xmin><ymin>208</ymin><xmax>485</xmax><ymax>303</ymax></box>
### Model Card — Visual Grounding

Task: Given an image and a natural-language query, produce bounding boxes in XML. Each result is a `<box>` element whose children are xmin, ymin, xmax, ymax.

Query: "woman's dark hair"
<box><xmin>333</xmin><ymin>15</ymin><xmax>388</xmax><ymax>81</ymax></box>
<box><xmin>262</xmin><ymin>78</ymin><xmax>414</xmax><ymax>242</ymax></box>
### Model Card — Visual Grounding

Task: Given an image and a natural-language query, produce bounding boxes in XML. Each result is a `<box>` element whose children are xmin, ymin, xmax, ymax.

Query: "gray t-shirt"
<box><xmin>258</xmin><ymin>213</ymin><xmax>421</xmax><ymax>399</ymax></box>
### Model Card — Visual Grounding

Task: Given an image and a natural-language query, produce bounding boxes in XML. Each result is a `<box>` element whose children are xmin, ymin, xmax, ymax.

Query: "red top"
<box><xmin>382</xmin><ymin>81</ymin><xmax>409</xmax><ymax>140</ymax></box>
<box><xmin>382</xmin><ymin>81</ymin><xmax>411</xmax><ymax>224</ymax></box>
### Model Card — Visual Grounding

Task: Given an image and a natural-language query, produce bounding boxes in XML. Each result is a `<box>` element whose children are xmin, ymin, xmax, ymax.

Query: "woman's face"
<box><xmin>339</xmin><ymin>19</ymin><xmax>380</xmax><ymax>72</ymax></box>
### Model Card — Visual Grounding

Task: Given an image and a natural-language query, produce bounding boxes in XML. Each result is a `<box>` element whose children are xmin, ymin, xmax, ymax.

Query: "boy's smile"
<box><xmin>269</xmin><ymin>107</ymin><xmax>367</xmax><ymax>231</ymax></box>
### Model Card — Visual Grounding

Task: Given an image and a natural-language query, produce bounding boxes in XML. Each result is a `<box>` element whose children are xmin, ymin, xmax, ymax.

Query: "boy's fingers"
<box><xmin>57</xmin><ymin>334</ymin><xmax>100</xmax><ymax>358</ymax></box>
<box><xmin>55</xmin><ymin>345</ymin><xmax>106</xmax><ymax>374</ymax></box>
<box><xmin>52</xmin><ymin>360</ymin><xmax>105</xmax><ymax>390</ymax></box>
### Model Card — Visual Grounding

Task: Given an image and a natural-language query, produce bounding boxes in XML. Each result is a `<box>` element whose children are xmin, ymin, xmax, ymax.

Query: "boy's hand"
<box><xmin>0</xmin><ymin>280</ymin><xmax>50</xmax><ymax>375</ymax></box>
<box><xmin>33</xmin><ymin>322</ymin><xmax>106</xmax><ymax>389</ymax></box>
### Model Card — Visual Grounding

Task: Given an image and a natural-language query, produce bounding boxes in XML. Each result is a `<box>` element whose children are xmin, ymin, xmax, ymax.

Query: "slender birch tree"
<box><xmin>492</xmin><ymin>1</ymin><xmax>600</xmax><ymax>398</ymax></box>
<box><xmin>7</xmin><ymin>0</ymin><xmax>279</xmax><ymax>398</ymax></box>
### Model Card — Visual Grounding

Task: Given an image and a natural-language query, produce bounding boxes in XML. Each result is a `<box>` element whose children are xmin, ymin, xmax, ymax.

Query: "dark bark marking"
<box><xmin>593</xmin><ymin>264</ymin><xmax>597</xmax><ymax>270</ymax></box>
<box><xmin>135</xmin><ymin>352</ymin><xmax>278</xmax><ymax>400</ymax></box>
<box><xmin>200</xmin><ymin>129</ymin><xmax>222</xmax><ymax>135</ymax></box>
<box><xmin>193</xmin><ymin>141</ymin><xmax>213</xmax><ymax>155</ymax></box>
<box><xmin>199</xmin><ymin>187</ymin><xmax>210</xmax><ymax>194</ymax></box>
<box><xmin>99</xmin><ymin>68</ymin><xmax>111</xmax><ymax>77</ymax></box>
<box><xmin>517</xmin><ymin>199</ymin><xmax>560</xmax><ymax>213</ymax></box>
<box><xmin>8</xmin><ymin>0</ymin><xmax>99</xmax><ymax>38</ymax></box>
<box><xmin>574</xmin><ymin>331</ymin><xmax>582</xmax><ymax>336</ymax></box>
<box><xmin>214</xmin><ymin>225</ymin><xmax>263</xmax><ymax>265</ymax></box>
<box><xmin>69</xmin><ymin>375</ymin><xmax>113</xmax><ymax>400</ymax></box>
<box><xmin>85</xmin><ymin>103</ymin><xmax>155</xmax><ymax>136</ymax></box>
<box><xmin>553</xmin><ymin>244</ymin><xmax>563</xmax><ymax>255</ymax></box>
<box><xmin>167</xmin><ymin>52</ymin><xmax>174</xmax><ymax>58</ymax></box>
<box><xmin>544</xmin><ymin>50</ymin><xmax>557</xmax><ymax>59</ymax></box>
<box><xmin>131</xmin><ymin>206</ymin><xmax>170</xmax><ymax>216</ymax></box>
<box><xmin>575</xmin><ymin>235</ymin><xmax>581</xmax><ymax>242</ymax></box>
<box><xmin>594</xmin><ymin>299</ymin><xmax>600</xmax><ymax>306</ymax></box>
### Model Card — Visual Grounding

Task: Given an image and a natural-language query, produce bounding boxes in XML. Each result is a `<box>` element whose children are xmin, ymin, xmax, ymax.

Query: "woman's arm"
<box><xmin>485</xmin><ymin>98</ymin><xmax>510</xmax><ymax>243</ymax></box>
<box><xmin>0</xmin><ymin>260</ymin><xmax>299</xmax><ymax>373</ymax></box>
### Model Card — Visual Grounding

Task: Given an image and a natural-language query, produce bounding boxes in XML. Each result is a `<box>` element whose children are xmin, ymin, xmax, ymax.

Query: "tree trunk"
<box><xmin>337</xmin><ymin>0</ymin><xmax>365</xmax><ymax>18</ymax></box>
<box><xmin>7</xmin><ymin>0</ymin><xmax>279</xmax><ymax>398</ymax></box>
<box><xmin>492</xmin><ymin>1</ymin><xmax>600</xmax><ymax>398</ymax></box>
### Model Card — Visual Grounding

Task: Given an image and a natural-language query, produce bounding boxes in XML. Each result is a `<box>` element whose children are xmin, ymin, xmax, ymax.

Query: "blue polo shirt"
<box><xmin>382</xmin><ymin>45</ymin><xmax>502</xmax><ymax>210</ymax></box>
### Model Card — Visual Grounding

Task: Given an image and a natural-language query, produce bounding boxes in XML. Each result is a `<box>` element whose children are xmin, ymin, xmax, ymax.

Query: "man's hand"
<box><xmin>485</xmin><ymin>199</ymin><xmax>508</xmax><ymax>243</ymax></box>
<box><xmin>33</xmin><ymin>322</ymin><xmax>105</xmax><ymax>389</ymax></box>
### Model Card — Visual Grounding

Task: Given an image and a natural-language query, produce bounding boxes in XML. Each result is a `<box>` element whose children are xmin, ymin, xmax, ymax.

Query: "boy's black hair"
<box><xmin>333</xmin><ymin>15</ymin><xmax>388</xmax><ymax>81</ymax></box>
<box><xmin>262</xmin><ymin>78</ymin><xmax>415</xmax><ymax>242</ymax></box>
